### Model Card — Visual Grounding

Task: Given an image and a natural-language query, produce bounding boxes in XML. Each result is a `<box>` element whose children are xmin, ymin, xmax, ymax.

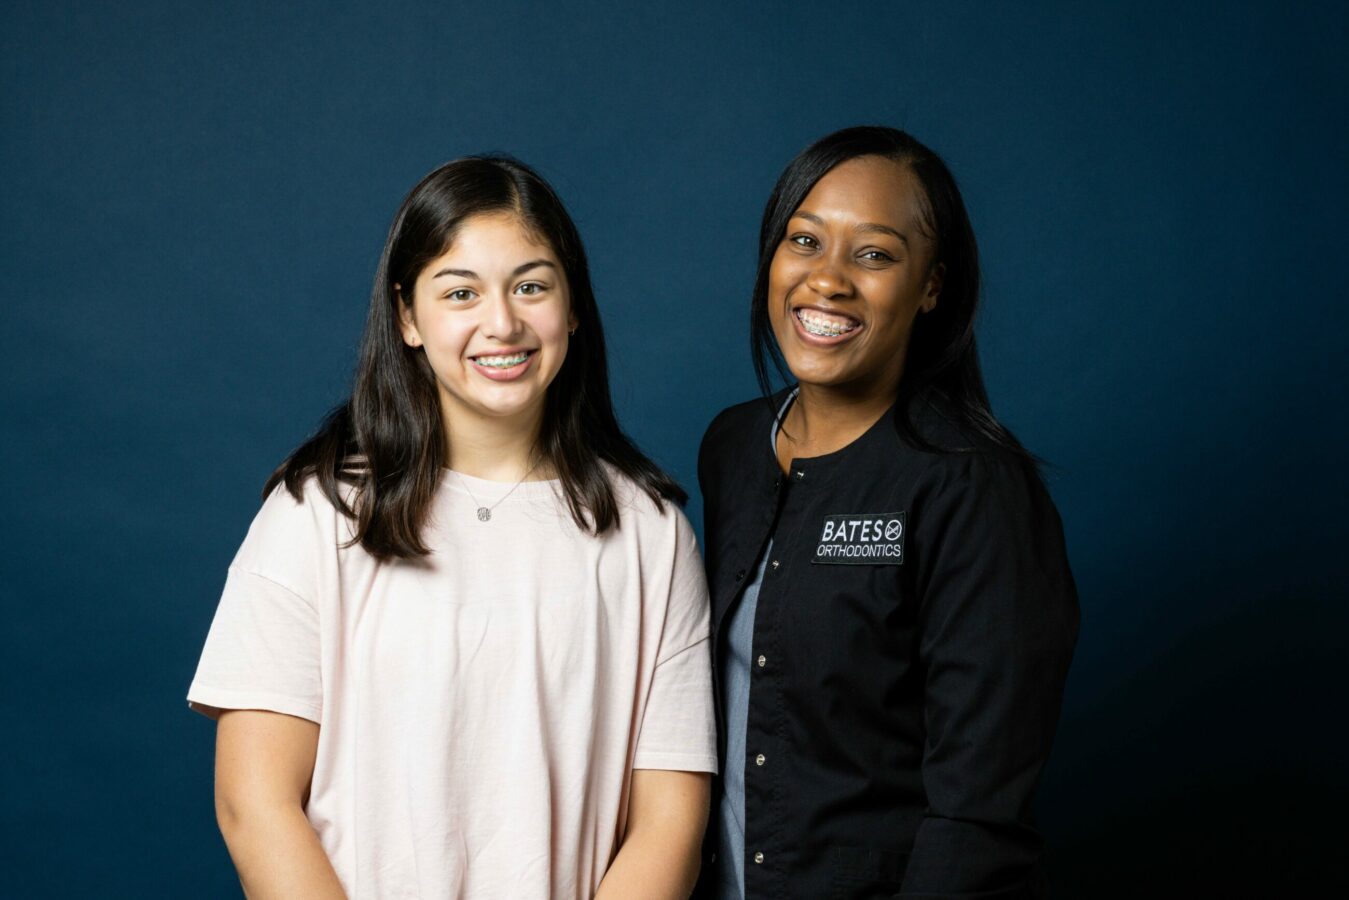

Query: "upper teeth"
<box><xmin>476</xmin><ymin>352</ymin><xmax>529</xmax><ymax>368</ymax></box>
<box><xmin>797</xmin><ymin>309</ymin><xmax>858</xmax><ymax>337</ymax></box>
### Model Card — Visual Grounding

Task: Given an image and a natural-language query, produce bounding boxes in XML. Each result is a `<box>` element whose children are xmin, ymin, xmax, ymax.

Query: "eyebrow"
<box><xmin>792</xmin><ymin>211</ymin><xmax>908</xmax><ymax>246</ymax></box>
<box><xmin>429</xmin><ymin>259</ymin><xmax>558</xmax><ymax>280</ymax></box>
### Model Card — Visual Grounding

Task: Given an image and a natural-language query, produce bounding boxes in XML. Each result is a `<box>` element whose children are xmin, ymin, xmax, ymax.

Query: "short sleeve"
<box><xmin>186</xmin><ymin>484</ymin><xmax>329</xmax><ymax>724</ymax></box>
<box><xmin>632</xmin><ymin>511</ymin><xmax>718</xmax><ymax>774</ymax></box>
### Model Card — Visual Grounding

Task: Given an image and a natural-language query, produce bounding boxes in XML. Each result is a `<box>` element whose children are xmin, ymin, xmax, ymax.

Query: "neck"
<box><xmin>781</xmin><ymin>380</ymin><xmax>899</xmax><ymax>461</ymax></box>
<box><xmin>441</xmin><ymin>403</ymin><xmax>547</xmax><ymax>481</ymax></box>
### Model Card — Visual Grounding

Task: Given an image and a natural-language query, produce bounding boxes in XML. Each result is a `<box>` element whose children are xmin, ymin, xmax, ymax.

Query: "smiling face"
<box><xmin>397</xmin><ymin>211</ymin><xmax>574</xmax><ymax>433</ymax></box>
<box><xmin>768</xmin><ymin>155</ymin><xmax>943</xmax><ymax>398</ymax></box>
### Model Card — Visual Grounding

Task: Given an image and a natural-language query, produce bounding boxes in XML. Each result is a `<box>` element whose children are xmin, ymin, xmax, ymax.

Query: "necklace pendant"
<box><xmin>476</xmin><ymin>507</ymin><xmax>491</xmax><ymax>522</ymax></box>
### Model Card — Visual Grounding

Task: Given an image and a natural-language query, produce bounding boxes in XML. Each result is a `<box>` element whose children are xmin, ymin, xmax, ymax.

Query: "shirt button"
<box><xmin>755</xmin><ymin>753</ymin><xmax>766</xmax><ymax>766</ymax></box>
<box><xmin>757</xmin><ymin>654</ymin><xmax>767</xmax><ymax>668</ymax></box>
<box><xmin>754</xmin><ymin>851</ymin><xmax>765</xmax><ymax>864</ymax></box>
<box><xmin>793</xmin><ymin>469</ymin><xmax>805</xmax><ymax>481</ymax></box>
<box><xmin>770</xmin><ymin>559</ymin><xmax>780</xmax><ymax>570</ymax></box>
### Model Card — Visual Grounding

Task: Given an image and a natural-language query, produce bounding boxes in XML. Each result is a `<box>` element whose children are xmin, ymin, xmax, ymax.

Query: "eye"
<box><xmin>446</xmin><ymin>288</ymin><xmax>476</xmax><ymax>302</ymax></box>
<box><xmin>788</xmin><ymin>233</ymin><xmax>819</xmax><ymax>249</ymax></box>
<box><xmin>859</xmin><ymin>249</ymin><xmax>895</xmax><ymax>263</ymax></box>
<box><xmin>516</xmin><ymin>281</ymin><xmax>547</xmax><ymax>296</ymax></box>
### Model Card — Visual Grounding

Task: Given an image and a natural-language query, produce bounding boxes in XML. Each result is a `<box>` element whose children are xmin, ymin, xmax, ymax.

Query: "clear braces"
<box><xmin>798</xmin><ymin>310</ymin><xmax>858</xmax><ymax>337</ymax></box>
<box><xmin>475</xmin><ymin>352</ymin><xmax>530</xmax><ymax>368</ymax></box>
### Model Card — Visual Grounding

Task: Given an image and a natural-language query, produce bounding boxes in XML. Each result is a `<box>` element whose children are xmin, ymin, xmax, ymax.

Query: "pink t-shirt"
<box><xmin>188</xmin><ymin>470</ymin><xmax>717</xmax><ymax>899</ymax></box>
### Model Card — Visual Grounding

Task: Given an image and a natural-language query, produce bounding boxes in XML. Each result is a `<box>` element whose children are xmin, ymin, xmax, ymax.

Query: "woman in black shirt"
<box><xmin>697</xmin><ymin>126</ymin><xmax>1079</xmax><ymax>899</ymax></box>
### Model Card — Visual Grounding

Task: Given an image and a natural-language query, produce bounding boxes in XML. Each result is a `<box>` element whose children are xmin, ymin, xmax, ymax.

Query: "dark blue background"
<box><xmin>3</xmin><ymin>1</ymin><xmax>1345</xmax><ymax>896</ymax></box>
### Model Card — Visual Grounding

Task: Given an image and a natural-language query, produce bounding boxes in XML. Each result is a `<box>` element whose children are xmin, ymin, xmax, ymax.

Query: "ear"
<box><xmin>920</xmin><ymin>262</ymin><xmax>944</xmax><ymax>314</ymax></box>
<box><xmin>395</xmin><ymin>284</ymin><xmax>423</xmax><ymax>347</ymax></box>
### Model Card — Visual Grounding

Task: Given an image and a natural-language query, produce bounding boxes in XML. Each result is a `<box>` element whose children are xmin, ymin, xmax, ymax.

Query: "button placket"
<box><xmin>746</xmin><ymin>455</ymin><xmax>802</xmax><ymax>890</ymax></box>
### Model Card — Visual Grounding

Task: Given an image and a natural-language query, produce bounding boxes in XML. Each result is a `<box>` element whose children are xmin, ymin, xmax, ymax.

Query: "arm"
<box><xmin>214</xmin><ymin>710</ymin><xmax>347</xmax><ymax>900</ymax></box>
<box><xmin>899</xmin><ymin>456</ymin><xmax>1079</xmax><ymax>898</ymax></box>
<box><xmin>595</xmin><ymin>769</ymin><xmax>711</xmax><ymax>900</ymax></box>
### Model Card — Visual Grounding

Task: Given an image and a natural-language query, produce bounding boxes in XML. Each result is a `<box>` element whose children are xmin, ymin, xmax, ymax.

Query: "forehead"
<box><xmin>426</xmin><ymin>212</ymin><xmax>558</xmax><ymax>268</ymax></box>
<box><xmin>795</xmin><ymin>155</ymin><xmax>927</xmax><ymax>235</ymax></box>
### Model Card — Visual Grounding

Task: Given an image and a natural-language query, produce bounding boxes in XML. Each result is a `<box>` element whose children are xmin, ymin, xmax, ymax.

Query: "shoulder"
<box><xmin>895</xmin><ymin>396</ymin><xmax>1043</xmax><ymax>496</ymax></box>
<box><xmin>929</xmin><ymin>448</ymin><xmax>1047</xmax><ymax>510</ymax></box>
<box><xmin>698</xmin><ymin>392</ymin><xmax>782</xmax><ymax>474</ymax></box>
<box><xmin>900</xmin><ymin>426</ymin><xmax>1077</xmax><ymax>632</ymax></box>
<box><xmin>602</xmin><ymin>471</ymin><xmax>709</xmax><ymax>642</ymax></box>
<box><xmin>605</xmin><ymin>466</ymin><xmax>695</xmax><ymax>535</ymax></box>
<box><xmin>232</xmin><ymin>475</ymin><xmax>356</xmax><ymax>576</ymax></box>
<box><xmin>901</xmin><ymin>394</ymin><xmax>1008</xmax><ymax>454</ymax></box>
<box><xmin>602</xmin><ymin>465</ymin><xmax>700</xmax><ymax>560</ymax></box>
<box><xmin>904</xmin><ymin>440</ymin><xmax>1062</xmax><ymax>561</ymax></box>
<box><xmin>263</xmin><ymin>473</ymin><xmax>353</xmax><ymax>531</ymax></box>
<box><xmin>701</xmin><ymin>393</ymin><xmax>780</xmax><ymax>451</ymax></box>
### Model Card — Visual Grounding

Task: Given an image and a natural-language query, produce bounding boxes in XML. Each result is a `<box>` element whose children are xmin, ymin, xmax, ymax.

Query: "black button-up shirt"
<box><xmin>695</xmin><ymin>392</ymin><xmax>1079</xmax><ymax>899</ymax></box>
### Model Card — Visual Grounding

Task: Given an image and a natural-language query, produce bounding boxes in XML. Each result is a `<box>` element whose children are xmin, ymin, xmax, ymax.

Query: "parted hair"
<box><xmin>265</xmin><ymin>156</ymin><xmax>684</xmax><ymax>559</ymax></box>
<box><xmin>750</xmin><ymin>125</ymin><xmax>1036</xmax><ymax>465</ymax></box>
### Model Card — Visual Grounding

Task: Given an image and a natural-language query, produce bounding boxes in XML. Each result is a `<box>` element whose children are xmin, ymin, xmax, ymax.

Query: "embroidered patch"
<box><xmin>812</xmin><ymin>512</ymin><xmax>905</xmax><ymax>565</ymax></box>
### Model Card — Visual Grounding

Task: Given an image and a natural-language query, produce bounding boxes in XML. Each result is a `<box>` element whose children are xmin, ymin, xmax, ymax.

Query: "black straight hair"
<box><xmin>266</xmin><ymin>155</ymin><xmax>684</xmax><ymax>559</ymax></box>
<box><xmin>750</xmin><ymin>125</ymin><xmax>1037</xmax><ymax>465</ymax></box>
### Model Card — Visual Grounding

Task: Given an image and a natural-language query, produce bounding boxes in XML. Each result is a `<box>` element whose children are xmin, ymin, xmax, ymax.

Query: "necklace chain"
<box><xmin>454</xmin><ymin>455</ymin><xmax>542</xmax><ymax>522</ymax></box>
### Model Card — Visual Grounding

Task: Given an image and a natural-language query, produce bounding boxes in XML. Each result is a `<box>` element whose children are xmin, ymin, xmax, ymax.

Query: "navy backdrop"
<box><xmin>3</xmin><ymin>1</ymin><xmax>1346</xmax><ymax>896</ymax></box>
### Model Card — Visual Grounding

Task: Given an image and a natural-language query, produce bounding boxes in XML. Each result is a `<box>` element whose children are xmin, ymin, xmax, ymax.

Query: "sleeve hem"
<box><xmin>654</xmin><ymin>635</ymin><xmax>711</xmax><ymax>669</ymax></box>
<box><xmin>632</xmin><ymin>750</ymin><xmax>719</xmax><ymax>774</ymax></box>
<box><xmin>186</xmin><ymin>683</ymin><xmax>322</xmax><ymax>725</ymax></box>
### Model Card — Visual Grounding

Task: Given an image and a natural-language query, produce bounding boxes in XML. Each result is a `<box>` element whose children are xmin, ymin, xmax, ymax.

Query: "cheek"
<box><xmin>767</xmin><ymin>250</ymin><xmax>797</xmax><ymax>303</ymax></box>
<box><xmin>539</xmin><ymin>315</ymin><xmax>571</xmax><ymax>342</ymax></box>
<box><xmin>527</xmin><ymin>303</ymin><xmax>574</xmax><ymax>351</ymax></box>
<box><xmin>766</xmin><ymin>255</ymin><xmax>803</xmax><ymax>334</ymax></box>
<box><xmin>415</xmin><ymin>316</ymin><xmax>476</xmax><ymax>368</ymax></box>
<box><xmin>868</xmin><ymin>286</ymin><xmax>925</xmax><ymax>343</ymax></box>
<box><xmin>427</xmin><ymin>316</ymin><xmax>475</xmax><ymax>349</ymax></box>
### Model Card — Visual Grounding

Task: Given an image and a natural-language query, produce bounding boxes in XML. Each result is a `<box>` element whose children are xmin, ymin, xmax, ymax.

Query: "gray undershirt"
<box><xmin>713</xmin><ymin>542</ymin><xmax>771</xmax><ymax>900</ymax></box>
<box><xmin>714</xmin><ymin>390</ymin><xmax>794</xmax><ymax>899</ymax></box>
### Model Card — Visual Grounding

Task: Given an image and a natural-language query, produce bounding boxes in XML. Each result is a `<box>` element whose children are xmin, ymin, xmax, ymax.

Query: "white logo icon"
<box><xmin>884</xmin><ymin>519</ymin><xmax>903</xmax><ymax>541</ymax></box>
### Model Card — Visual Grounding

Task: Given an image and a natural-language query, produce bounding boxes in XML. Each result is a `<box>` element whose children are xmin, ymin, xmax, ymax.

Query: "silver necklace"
<box><xmin>454</xmin><ymin>456</ymin><xmax>542</xmax><ymax>522</ymax></box>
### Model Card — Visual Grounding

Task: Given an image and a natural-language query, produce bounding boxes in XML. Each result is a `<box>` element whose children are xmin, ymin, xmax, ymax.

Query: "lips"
<box><xmin>469</xmin><ymin>349</ymin><xmax>537</xmax><ymax>380</ymax></box>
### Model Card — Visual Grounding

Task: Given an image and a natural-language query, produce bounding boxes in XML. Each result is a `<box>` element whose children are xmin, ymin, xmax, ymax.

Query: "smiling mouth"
<box><xmin>471</xmin><ymin>350</ymin><xmax>534</xmax><ymax>368</ymax></box>
<box><xmin>795</xmin><ymin>308</ymin><xmax>860</xmax><ymax>337</ymax></box>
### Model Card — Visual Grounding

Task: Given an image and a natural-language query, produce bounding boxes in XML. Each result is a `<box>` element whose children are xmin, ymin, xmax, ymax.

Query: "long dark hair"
<box><xmin>266</xmin><ymin>156</ymin><xmax>684</xmax><ymax>559</ymax></box>
<box><xmin>751</xmin><ymin>125</ymin><xmax>1035</xmax><ymax>464</ymax></box>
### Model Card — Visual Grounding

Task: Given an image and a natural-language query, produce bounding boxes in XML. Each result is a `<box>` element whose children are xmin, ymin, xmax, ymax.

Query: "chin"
<box><xmin>474</xmin><ymin>393</ymin><xmax>546</xmax><ymax>419</ymax></box>
<box><xmin>782</xmin><ymin>355</ymin><xmax>848</xmax><ymax>388</ymax></box>
<box><xmin>439</xmin><ymin>382</ymin><xmax>546</xmax><ymax>423</ymax></box>
<box><xmin>791</xmin><ymin>372</ymin><xmax>851</xmax><ymax>390</ymax></box>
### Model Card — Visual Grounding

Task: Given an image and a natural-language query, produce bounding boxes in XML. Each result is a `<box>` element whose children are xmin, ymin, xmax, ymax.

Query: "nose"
<box><xmin>481</xmin><ymin>291</ymin><xmax>524</xmax><ymax>341</ymax></box>
<box><xmin>805</xmin><ymin>251</ymin><xmax>853</xmax><ymax>300</ymax></box>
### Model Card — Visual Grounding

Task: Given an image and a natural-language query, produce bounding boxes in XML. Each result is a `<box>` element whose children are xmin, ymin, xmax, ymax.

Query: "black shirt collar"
<box><xmin>765</xmin><ymin>386</ymin><xmax>906</xmax><ymax>488</ymax></box>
